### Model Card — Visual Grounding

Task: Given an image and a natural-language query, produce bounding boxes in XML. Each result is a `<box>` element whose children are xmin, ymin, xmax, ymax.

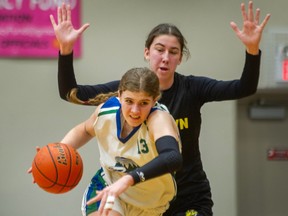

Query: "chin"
<box><xmin>129</xmin><ymin>120</ymin><xmax>142</xmax><ymax>127</ymax></box>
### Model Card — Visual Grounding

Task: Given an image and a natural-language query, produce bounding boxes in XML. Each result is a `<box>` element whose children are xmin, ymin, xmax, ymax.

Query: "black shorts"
<box><xmin>163</xmin><ymin>190</ymin><xmax>213</xmax><ymax>216</ymax></box>
<box><xmin>172</xmin><ymin>210</ymin><xmax>204</xmax><ymax>216</ymax></box>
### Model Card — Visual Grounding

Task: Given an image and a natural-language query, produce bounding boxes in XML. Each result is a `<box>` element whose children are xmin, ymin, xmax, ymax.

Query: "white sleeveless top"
<box><xmin>94</xmin><ymin>97</ymin><xmax>177</xmax><ymax>209</ymax></box>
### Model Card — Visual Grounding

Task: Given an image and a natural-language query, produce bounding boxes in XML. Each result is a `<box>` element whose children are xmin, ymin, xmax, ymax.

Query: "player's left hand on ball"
<box><xmin>27</xmin><ymin>146</ymin><xmax>41</xmax><ymax>183</ymax></box>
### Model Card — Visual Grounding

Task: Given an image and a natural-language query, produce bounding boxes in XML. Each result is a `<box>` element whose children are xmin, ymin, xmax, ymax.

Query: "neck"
<box><xmin>121</xmin><ymin>121</ymin><xmax>133</xmax><ymax>138</ymax></box>
<box><xmin>159</xmin><ymin>77</ymin><xmax>174</xmax><ymax>91</ymax></box>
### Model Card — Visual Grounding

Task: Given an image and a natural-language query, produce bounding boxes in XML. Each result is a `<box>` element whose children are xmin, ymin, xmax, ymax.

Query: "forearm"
<box><xmin>239</xmin><ymin>50</ymin><xmax>261</xmax><ymax>96</ymax></box>
<box><xmin>128</xmin><ymin>136</ymin><xmax>182</xmax><ymax>184</ymax></box>
<box><xmin>58</xmin><ymin>52</ymin><xmax>78</xmax><ymax>100</ymax></box>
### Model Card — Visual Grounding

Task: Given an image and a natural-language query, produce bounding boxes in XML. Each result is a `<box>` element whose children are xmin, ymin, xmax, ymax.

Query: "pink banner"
<box><xmin>0</xmin><ymin>0</ymin><xmax>81</xmax><ymax>58</ymax></box>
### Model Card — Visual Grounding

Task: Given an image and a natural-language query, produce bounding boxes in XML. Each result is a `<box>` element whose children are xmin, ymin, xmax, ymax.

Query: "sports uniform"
<box><xmin>81</xmin><ymin>96</ymin><xmax>180</xmax><ymax>216</ymax></box>
<box><xmin>59</xmin><ymin>51</ymin><xmax>261</xmax><ymax>216</ymax></box>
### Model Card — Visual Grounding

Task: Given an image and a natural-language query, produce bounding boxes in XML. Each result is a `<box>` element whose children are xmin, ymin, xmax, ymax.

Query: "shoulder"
<box><xmin>175</xmin><ymin>72</ymin><xmax>212</xmax><ymax>83</ymax></box>
<box><xmin>97</xmin><ymin>97</ymin><xmax>120</xmax><ymax>116</ymax></box>
<box><xmin>146</xmin><ymin>109</ymin><xmax>178</xmax><ymax>141</ymax></box>
<box><xmin>101</xmin><ymin>97</ymin><xmax>120</xmax><ymax>109</ymax></box>
<box><xmin>147</xmin><ymin>108</ymin><xmax>175</xmax><ymax>127</ymax></box>
<box><xmin>152</xmin><ymin>102</ymin><xmax>169</xmax><ymax>112</ymax></box>
<box><xmin>149</xmin><ymin>101</ymin><xmax>175</xmax><ymax>122</ymax></box>
<box><xmin>174</xmin><ymin>72</ymin><xmax>213</xmax><ymax>89</ymax></box>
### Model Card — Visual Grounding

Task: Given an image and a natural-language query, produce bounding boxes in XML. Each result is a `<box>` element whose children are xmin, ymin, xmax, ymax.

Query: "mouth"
<box><xmin>129</xmin><ymin>115</ymin><xmax>140</xmax><ymax>120</ymax></box>
<box><xmin>128</xmin><ymin>115</ymin><xmax>142</xmax><ymax>127</ymax></box>
<box><xmin>159</xmin><ymin>67</ymin><xmax>168</xmax><ymax>71</ymax></box>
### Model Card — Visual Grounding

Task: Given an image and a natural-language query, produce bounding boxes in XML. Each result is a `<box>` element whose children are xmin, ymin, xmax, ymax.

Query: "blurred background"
<box><xmin>0</xmin><ymin>0</ymin><xmax>287</xmax><ymax>215</ymax></box>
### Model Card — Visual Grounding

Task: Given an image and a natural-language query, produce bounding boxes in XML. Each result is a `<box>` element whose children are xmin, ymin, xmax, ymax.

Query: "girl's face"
<box><xmin>144</xmin><ymin>35</ymin><xmax>182</xmax><ymax>85</ymax></box>
<box><xmin>119</xmin><ymin>90</ymin><xmax>156</xmax><ymax>127</ymax></box>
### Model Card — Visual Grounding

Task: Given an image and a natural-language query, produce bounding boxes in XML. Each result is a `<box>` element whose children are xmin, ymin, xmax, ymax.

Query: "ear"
<box><xmin>144</xmin><ymin>48</ymin><xmax>150</xmax><ymax>61</ymax></box>
<box><xmin>118</xmin><ymin>90</ymin><xmax>121</xmax><ymax>98</ymax></box>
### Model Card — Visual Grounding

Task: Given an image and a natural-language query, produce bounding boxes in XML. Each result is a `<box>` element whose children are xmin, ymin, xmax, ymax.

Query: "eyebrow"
<box><xmin>124</xmin><ymin>97</ymin><xmax>152</xmax><ymax>103</ymax></box>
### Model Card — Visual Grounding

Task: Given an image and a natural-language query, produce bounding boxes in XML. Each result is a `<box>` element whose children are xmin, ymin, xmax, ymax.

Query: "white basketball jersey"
<box><xmin>94</xmin><ymin>97</ymin><xmax>177</xmax><ymax>209</ymax></box>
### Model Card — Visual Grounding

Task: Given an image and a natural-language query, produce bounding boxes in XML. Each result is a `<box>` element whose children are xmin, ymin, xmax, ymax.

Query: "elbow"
<box><xmin>59</xmin><ymin>92</ymin><xmax>68</xmax><ymax>101</ymax></box>
<box><xmin>243</xmin><ymin>86</ymin><xmax>258</xmax><ymax>98</ymax></box>
<box><xmin>58</xmin><ymin>87</ymin><xmax>70</xmax><ymax>101</ymax></box>
<box><xmin>168</xmin><ymin>151</ymin><xmax>183</xmax><ymax>172</ymax></box>
<box><xmin>250</xmin><ymin>88</ymin><xmax>257</xmax><ymax>96</ymax></box>
<box><xmin>175</xmin><ymin>152</ymin><xmax>183</xmax><ymax>171</ymax></box>
<box><xmin>237</xmin><ymin>81</ymin><xmax>258</xmax><ymax>98</ymax></box>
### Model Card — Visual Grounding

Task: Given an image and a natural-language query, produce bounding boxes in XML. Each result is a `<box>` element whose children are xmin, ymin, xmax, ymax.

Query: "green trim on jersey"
<box><xmin>98</xmin><ymin>109</ymin><xmax>118</xmax><ymax>117</ymax></box>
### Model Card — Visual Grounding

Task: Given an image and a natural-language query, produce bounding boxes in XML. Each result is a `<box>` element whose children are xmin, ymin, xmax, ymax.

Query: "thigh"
<box><xmin>82</xmin><ymin>168</ymin><xmax>107</xmax><ymax>216</ymax></box>
<box><xmin>88</xmin><ymin>210</ymin><xmax>122</xmax><ymax>216</ymax></box>
<box><xmin>82</xmin><ymin>168</ymin><xmax>124</xmax><ymax>216</ymax></box>
<box><xmin>122</xmin><ymin>201</ymin><xmax>166</xmax><ymax>216</ymax></box>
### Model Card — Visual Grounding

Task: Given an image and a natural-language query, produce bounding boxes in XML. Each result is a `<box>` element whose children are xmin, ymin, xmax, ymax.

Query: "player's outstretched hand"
<box><xmin>50</xmin><ymin>3</ymin><xmax>90</xmax><ymax>55</ymax></box>
<box><xmin>86</xmin><ymin>175</ymin><xmax>134</xmax><ymax>215</ymax></box>
<box><xmin>230</xmin><ymin>1</ymin><xmax>271</xmax><ymax>55</ymax></box>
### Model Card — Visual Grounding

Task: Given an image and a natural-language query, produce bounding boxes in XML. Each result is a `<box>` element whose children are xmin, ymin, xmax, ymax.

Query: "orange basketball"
<box><xmin>32</xmin><ymin>143</ymin><xmax>83</xmax><ymax>194</ymax></box>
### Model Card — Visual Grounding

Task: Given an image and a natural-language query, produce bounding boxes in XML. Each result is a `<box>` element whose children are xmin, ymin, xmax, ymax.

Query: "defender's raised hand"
<box><xmin>50</xmin><ymin>3</ymin><xmax>90</xmax><ymax>55</ymax></box>
<box><xmin>230</xmin><ymin>1</ymin><xmax>271</xmax><ymax>55</ymax></box>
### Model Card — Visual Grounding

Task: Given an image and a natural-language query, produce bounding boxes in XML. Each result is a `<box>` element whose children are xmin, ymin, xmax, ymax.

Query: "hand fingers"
<box><xmin>100</xmin><ymin>195</ymin><xmax>115</xmax><ymax>216</ymax></box>
<box><xmin>86</xmin><ymin>196</ymin><xmax>98</xmax><ymax>206</ymax></box>
<box><xmin>61</xmin><ymin>3</ymin><xmax>67</xmax><ymax>22</ymax></box>
<box><xmin>104</xmin><ymin>195</ymin><xmax>115</xmax><ymax>210</ymax></box>
<box><xmin>50</xmin><ymin>15</ymin><xmax>57</xmax><ymax>29</ymax></box>
<box><xmin>36</xmin><ymin>146</ymin><xmax>41</xmax><ymax>152</ymax></box>
<box><xmin>67</xmin><ymin>4</ymin><xmax>71</xmax><ymax>21</ymax></box>
<box><xmin>86</xmin><ymin>190</ymin><xmax>102</xmax><ymax>206</ymax></box>
<box><xmin>57</xmin><ymin>4</ymin><xmax>62</xmax><ymax>23</ymax></box>
<box><xmin>28</xmin><ymin>146</ymin><xmax>41</xmax><ymax>184</ymax></box>
<box><xmin>259</xmin><ymin>13</ymin><xmax>271</xmax><ymax>30</ymax></box>
<box><xmin>240</xmin><ymin>1</ymin><xmax>270</xmax><ymax>29</ymax></box>
<box><xmin>229</xmin><ymin>21</ymin><xmax>239</xmax><ymax>34</ymax></box>
<box><xmin>27</xmin><ymin>167</ymin><xmax>36</xmax><ymax>183</ymax></box>
<box><xmin>27</xmin><ymin>167</ymin><xmax>32</xmax><ymax>174</ymax></box>
<box><xmin>247</xmin><ymin>1</ymin><xmax>254</xmax><ymax>22</ymax></box>
<box><xmin>78</xmin><ymin>23</ymin><xmax>90</xmax><ymax>35</ymax></box>
<box><xmin>254</xmin><ymin>8</ymin><xmax>260</xmax><ymax>25</ymax></box>
<box><xmin>240</xmin><ymin>2</ymin><xmax>247</xmax><ymax>23</ymax></box>
<box><xmin>98</xmin><ymin>191</ymin><xmax>114</xmax><ymax>215</ymax></box>
<box><xmin>97</xmin><ymin>194</ymin><xmax>107</xmax><ymax>215</ymax></box>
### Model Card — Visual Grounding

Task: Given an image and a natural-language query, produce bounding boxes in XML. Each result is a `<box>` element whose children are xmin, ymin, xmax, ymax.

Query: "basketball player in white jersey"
<box><xmin>60</xmin><ymin>67</ymin><xmax>183</xmax><ymax>216</ymax></box>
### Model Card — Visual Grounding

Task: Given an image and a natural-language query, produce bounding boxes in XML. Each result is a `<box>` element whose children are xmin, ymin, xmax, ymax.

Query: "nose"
<box><xmin>162</xmin><ymin>51</ymin><xmax>169</xmax><ymax>62</ymax></box>
<box><xmin>131</xmin><ymin>104</ymin><xmax>140</xmax><ymax>114</ymax></box>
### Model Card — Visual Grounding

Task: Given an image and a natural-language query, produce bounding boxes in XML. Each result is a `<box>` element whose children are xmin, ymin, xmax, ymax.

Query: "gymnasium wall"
<box><xmin>0</xmin><ymin>1</ymin><xmax>287</xmax><ymax>215</ymax></box>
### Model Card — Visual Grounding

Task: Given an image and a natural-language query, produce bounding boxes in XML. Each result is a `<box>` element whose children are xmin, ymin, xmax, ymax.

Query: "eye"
<box><xmin>156</xmin><ymin>48</ymin><xmax>164</xmax><ymax>53</ymax></box>
<box><xmin>140</xmin><ymin>101</ymin><xmax>149</xmax><ymax>106</ymax></box>
<box><xmin>169</xmin><ymin>49</ymin><xmax>180</xmax><ymax>55</ymax></box>
<box><xmin>125</xmin><ymin>99</ymin><xmax>133</xmax><ymax>104</ymax></box>
<box><xmin>154</xmin><ymin>45</ymin><xmax>164</xmax><ymax>53</ymax></box>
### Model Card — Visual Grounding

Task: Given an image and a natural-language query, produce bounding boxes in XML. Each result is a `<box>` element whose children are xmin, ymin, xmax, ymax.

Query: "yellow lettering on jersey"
<box><xmin>175</xmin><ymin>117</ymin><xmax>188</xmax><ymax>130</ymax></box>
